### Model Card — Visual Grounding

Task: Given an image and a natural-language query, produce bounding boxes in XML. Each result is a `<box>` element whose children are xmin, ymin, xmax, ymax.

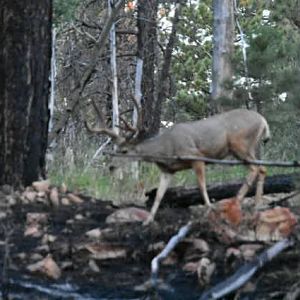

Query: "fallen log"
<box><xmin>146</xmin><ymin>173</ymin><xmax>299</xmax><ymax>208</ymax></box>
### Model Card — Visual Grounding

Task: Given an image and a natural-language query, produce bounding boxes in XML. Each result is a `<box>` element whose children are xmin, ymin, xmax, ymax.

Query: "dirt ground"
<box><xmin>0</xmin><ymin>181</ymin><xmax>300</xmax><ymax>299</ymax></box>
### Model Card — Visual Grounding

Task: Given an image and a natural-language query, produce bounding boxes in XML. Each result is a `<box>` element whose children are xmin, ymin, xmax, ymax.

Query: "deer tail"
<box><xmin>262</xmin><ymin>118</ymin><xmax>271</xmax><ymax>143</ymax></box>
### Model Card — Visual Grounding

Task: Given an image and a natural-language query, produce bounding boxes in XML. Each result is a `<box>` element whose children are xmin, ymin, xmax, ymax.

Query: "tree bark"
<box><xmin>137</xmin><ymin>0</ymin><xmax>158</xmax><ymax>139</ymax></box>
<box><xmin>0</xmin><ymin>0</ymin><xmax>52</xmax><ymax>187</ymax></box>
<box><xmin>211</xmin><ymin>0</ymin><xmax>234</xmax><ymax>112</ymax></box>
<box><xmin>154</xmin><ymin>2</ymin><xmax>181</xmax><ymax>129</ymax></box>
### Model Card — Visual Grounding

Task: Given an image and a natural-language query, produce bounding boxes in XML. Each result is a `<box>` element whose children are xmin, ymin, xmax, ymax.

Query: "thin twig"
<box><xmin>83</xmin><ymin>138</ymin><xmax>111</xmax><ymax>173</ymax></box>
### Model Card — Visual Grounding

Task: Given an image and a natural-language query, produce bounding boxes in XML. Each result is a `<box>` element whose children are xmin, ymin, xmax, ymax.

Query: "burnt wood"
<box><xmin>146</xmin><ymin>173</ymin><xmax>299</xmax><ymax>208</ymax></box>
<box><xmin>0</xmin><ymin>1</ymin><xmax>51</xmax><ymax>186</ymax></box>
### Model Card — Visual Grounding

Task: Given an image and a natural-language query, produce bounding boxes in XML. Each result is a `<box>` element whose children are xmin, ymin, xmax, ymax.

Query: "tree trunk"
<box><xmin>137</xmin><ymin>0</ymin><xmax>158</xmax><ymax>139</ymax></box>
<box><xmin>211</xmin><ymin>0</ymin><xmax>234</xmax><ymax>112</ymax></box>
<box><xmin>154</xmin><ymin>2</ymin><xmax>181</xmax><ymax>127</ymax></box>
<box><xmin>0</xmin><ymin>0</ymin><xmax>52</xmax><ymax>187</ymax></box>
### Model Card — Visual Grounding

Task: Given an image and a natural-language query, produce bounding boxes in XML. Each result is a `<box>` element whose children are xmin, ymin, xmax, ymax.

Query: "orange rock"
<box><xmin>27</xmin><ymin>254</ymin><xmax>61</xmax><ymax>280</ymax></box>
<box><xmin>256</xmin><ymin>207</ymin><xmax>297</xmax><ymax>241</ymax></box>
<box><xmin>106</xmin><ymin>207</ymin><xmax>150</xmax><ymax>224</ymax></box>
<box><xmin>216</xmin><ymin>197</ymin><xmax>242</xmax><ymax>226</ymax></box>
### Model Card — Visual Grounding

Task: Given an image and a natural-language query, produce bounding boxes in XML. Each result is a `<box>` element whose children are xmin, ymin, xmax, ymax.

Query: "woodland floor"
<box><xmin>0</xmin><ymin>179</ymin><xmax>300</xmax><ymax>300</ymax></box>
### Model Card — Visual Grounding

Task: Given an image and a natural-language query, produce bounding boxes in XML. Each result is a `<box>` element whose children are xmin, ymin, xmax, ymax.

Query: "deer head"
<box><xmin>86</xmin><ymin>107</ymin><xmax>270</xmax><ymax>225</ymax></box>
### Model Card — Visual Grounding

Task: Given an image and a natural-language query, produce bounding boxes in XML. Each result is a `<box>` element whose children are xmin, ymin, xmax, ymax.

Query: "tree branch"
<box><xmin>49</xmin><ymin>0</ymin><xmax>126</xmax><ymax>144</ymax></box>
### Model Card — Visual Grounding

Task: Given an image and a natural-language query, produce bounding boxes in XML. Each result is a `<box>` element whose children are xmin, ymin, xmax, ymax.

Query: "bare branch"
<box><xmin>71</xmin><ymin>23</ymin><xmax>97</xmax><ymax>43</ymax></box>
<box><xmin>151</xmin><ymin>222</ymin><xmax>192</xmax><ymax>288</ymax></box>
<box><xmin>49</xmin><ymin>0</ymin><xmax>126</xmax><ymax>144</ymax></box>
<box><xmin>119</xmin><ymin>116</ymin><xmax>137</xmax><ymax>133</ymax></box>
<box><xmin>200</xmin><ymin>238</ymin><xmax>294</xmax><ymax>300</ymax></box>
<box><xmin>105</xmin><ymin>151</ymin><xmax>300</xmax><ymax>168</ymax></box>
<box><xmin>90</xmin><ymin>99</ymin><xmax>106</xmax><ymax>126</ymax></box>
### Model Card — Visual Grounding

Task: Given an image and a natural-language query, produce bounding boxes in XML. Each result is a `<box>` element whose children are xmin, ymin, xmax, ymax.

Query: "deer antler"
<box><xmin>85</xmin><ymin>93</ymin><xmax>143</xmax><ymax>145</ymax></box>
<box><xmin>85</xmin><ymin>99</ymin><xmax>126</xmax><ymax>145</ymax></box>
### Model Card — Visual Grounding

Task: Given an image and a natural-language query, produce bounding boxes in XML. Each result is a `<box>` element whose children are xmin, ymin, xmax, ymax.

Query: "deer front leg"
<box><xmin>192</xmin><ymin>161</ymin><xmax>211</xmax><ymax>206</ymax></box>
<box><xmin>255</xmin><ymin>166</ymin><xmax>266</xmax><ymax>205</ymax></box>
<box><xmin>143</xmin><ymin>172</ymin><xmax>173</xmax><ymax>226</ymax></box>
<box><xmin>237</xmin><ymin>165</ymin><xmax>259</xmax><ymax>201</ymax></box>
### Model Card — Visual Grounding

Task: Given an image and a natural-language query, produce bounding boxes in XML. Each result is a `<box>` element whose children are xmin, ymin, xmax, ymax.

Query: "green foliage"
<box><xmin>171</xmin><ymin>0</ymin><xmax>212</xmax><ymax>118</ymax></box>
<box><xmin>53</xmin><ymin>0</ymin><xmax>81</xmax><ymax>24</ymax></box>
<box><xmin>234</xmin><ymin>1</ymin><xmax>300</xmax><ymax>109</ymax></box>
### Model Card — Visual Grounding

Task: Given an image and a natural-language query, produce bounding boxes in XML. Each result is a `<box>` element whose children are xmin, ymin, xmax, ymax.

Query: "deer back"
<box><xmin>131</xmin><ymin>109</ymin><xmax>269</xmax><ymax>168</ymax></box>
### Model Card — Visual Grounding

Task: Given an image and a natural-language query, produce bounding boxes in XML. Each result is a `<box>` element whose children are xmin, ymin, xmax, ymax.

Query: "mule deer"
<box><xmin>86</xmin><ymin>108</ymin><xmax>270</xmax><ymax>225</ymax></box>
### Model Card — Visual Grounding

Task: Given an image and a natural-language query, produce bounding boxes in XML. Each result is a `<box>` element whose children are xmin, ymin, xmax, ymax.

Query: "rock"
<box><xmin>183</xmin><ymin>261</ymin><xmax>199</xmax><ymax>273</ymax></box>
<box><xmin>41</xmin><ymin>234</ymin><xmax>57</xmax><ymax>244</ymax></box>
<box><xmin>75</xmin><ymin>214</ymin><xmax>84</xmax><ymax>220</ymax></box>
<box><xmin>17</xmin><ymin>252</ymin><xmax>27</xmax><ymax>260</ymax></box>
<box><xmin>0</xmin><ymin>212</ymin><xmax>7</xmax><ymax>219</ymax></box>
<box><xmin>24</xmin><ymin>224</ymin><xmax>43</xmax><ymax>237</ymax></box>
<box><xmin>215</xmin><ymin>197</ymin><xmax>242</xmax><ymax>226</ymax></box>
<box><xmin>0</xmin><ymin>184</ymin><xmax>12</xmax><ymax>195</ymax></box>
<box><xmin>85</xmin><ymin>243</ymin><xmax>127</xmax><ymax>260</ymax></box>
<box><xmin>30</xmin><ymin>253</ymin><xmax>44</xmax><ymax>261</ymax></box>
<box><xmin>49</xmin><ymin>187</ymin><xmax>60</xmax><ymax>206</ymax></box>
<box><xmin>196</xmin><ymin>257</ymin><xmax>216</xmax><ymax>286</ymax></box>
<box><xmin>67</xmin><ymin>193</ymin><xmax>83</xmax><ymax>204</ymax></box>
<box><xmin>61</xmin><ymin>197</ymin><xmax>70</xmax><ymax>205</ymax></box>
<box><xmin>85</xmin><ymin>228</ymin><xmax>113</xmax><ymax>240</ymax></box>
<box><xmin>61</xmin><ymin>261</ymin><xmax>73</xmax><ymax>270</ymax></box>
<box><xmin>37</xmin><ymin>191</ymin><xmax>46</xmax><ymax>198</ymax></box>
<box><xmin>239</xmin><ymin>244</ymin><xmax>263</xmax><ymax>261</ymax></box>
<box><xmin>32</xmin><ymin>180</ymin><xmax>50</xmax><ymax>193</ymax></box>
<box><xmin>226</xmin><ymin>247</ymin><xmax>241</xmax><ymax>260</ymax></box>
<box><xmin>191</xmin><ymin>238</ymin><xmax>210</xmax><ymax>253</ymax></box>
<box><xmin>134</xmin><ymin>279</ymin><xmax>171</xmax><ymax>292</ymax></box>
<box><xmin>225</xmin><ymin>247</ymin><xmax>242</xmax><ymax>270</ymax></box>
<box><xmin>161</xmin><ymin>253</ymin><xmax>178</xmax><ymax>266</ymax></box>
<box><xmin>27</xmin><ymin>255</ymin><xmax>61</xmax><ymax>280</ymax></box>
<box><xmin>89</xmin><ymin>259</ymin><xmax>100</xmax><ymax>273</ymax></box>
<box><xmin>255</xmin><ymin>207</ymin><xmax>297</xmax><ymax>241</ymax></box>
<box><xmin>24</xmin><ymin>212</ymin><xmax>48</xmax><ymax>237</ymax></box>
<box><xmin>26</xmin><ymin>212</ymin><xmax>48</xmax><ymax>225</ymax></box>
<box><xmin>147</xmin><ymin>241</ymin><xmax>166</xmax><ymax>252</ymax></box>
<box><xmin>23</xmin><ymin>188</ymin><xmax>37</xmax><ymax>202</ymax></box>
<box><xmin>106</xmin><ymin>207</ymin><xmax>150</xmax><ymax>224</ymax></box>
<box><xmin>85</xmin><ymin>228</ymin><xmax>102</xmax><ymax>239</ymax></box>
<box><xmin>6</xmin><ymin>195</ymin><xmax>17</xmax><ymax>206</ymax></box>
<box><xmin>35</xmin><ymin>244</ymin><xmax>50</xmax><ymax>253</ymax></box>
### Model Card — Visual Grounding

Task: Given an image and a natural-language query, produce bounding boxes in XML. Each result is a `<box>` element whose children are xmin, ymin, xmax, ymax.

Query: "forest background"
<box><xmin>49</xmin><ymin>0</ymin><xmax>300</xmax><ymax>204</ymax></box>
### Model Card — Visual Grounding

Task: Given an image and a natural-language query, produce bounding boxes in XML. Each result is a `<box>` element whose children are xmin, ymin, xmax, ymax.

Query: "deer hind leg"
<box><xmin>192</xmin><ymin>161</ymin><xmax>211</xmax><ymax>206</ymax></box>
<box><xmin>255</xmin><ymin>166</ymin><xmax>266</xmax><ymax>205</ymax></box>
<box><xmin>143</xmin><ymin>172</ymin><xmax>173</xmax><ymax>226</ymax></box>
<box><xmin>237</xmin><ymin>165</ymin><xmax>259</xmax><ymax>201</ymax></box>
<box><xmin>231</xmin><ymin>142</ymin><xmax>259</xmax><ymax>201</ymax></box>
